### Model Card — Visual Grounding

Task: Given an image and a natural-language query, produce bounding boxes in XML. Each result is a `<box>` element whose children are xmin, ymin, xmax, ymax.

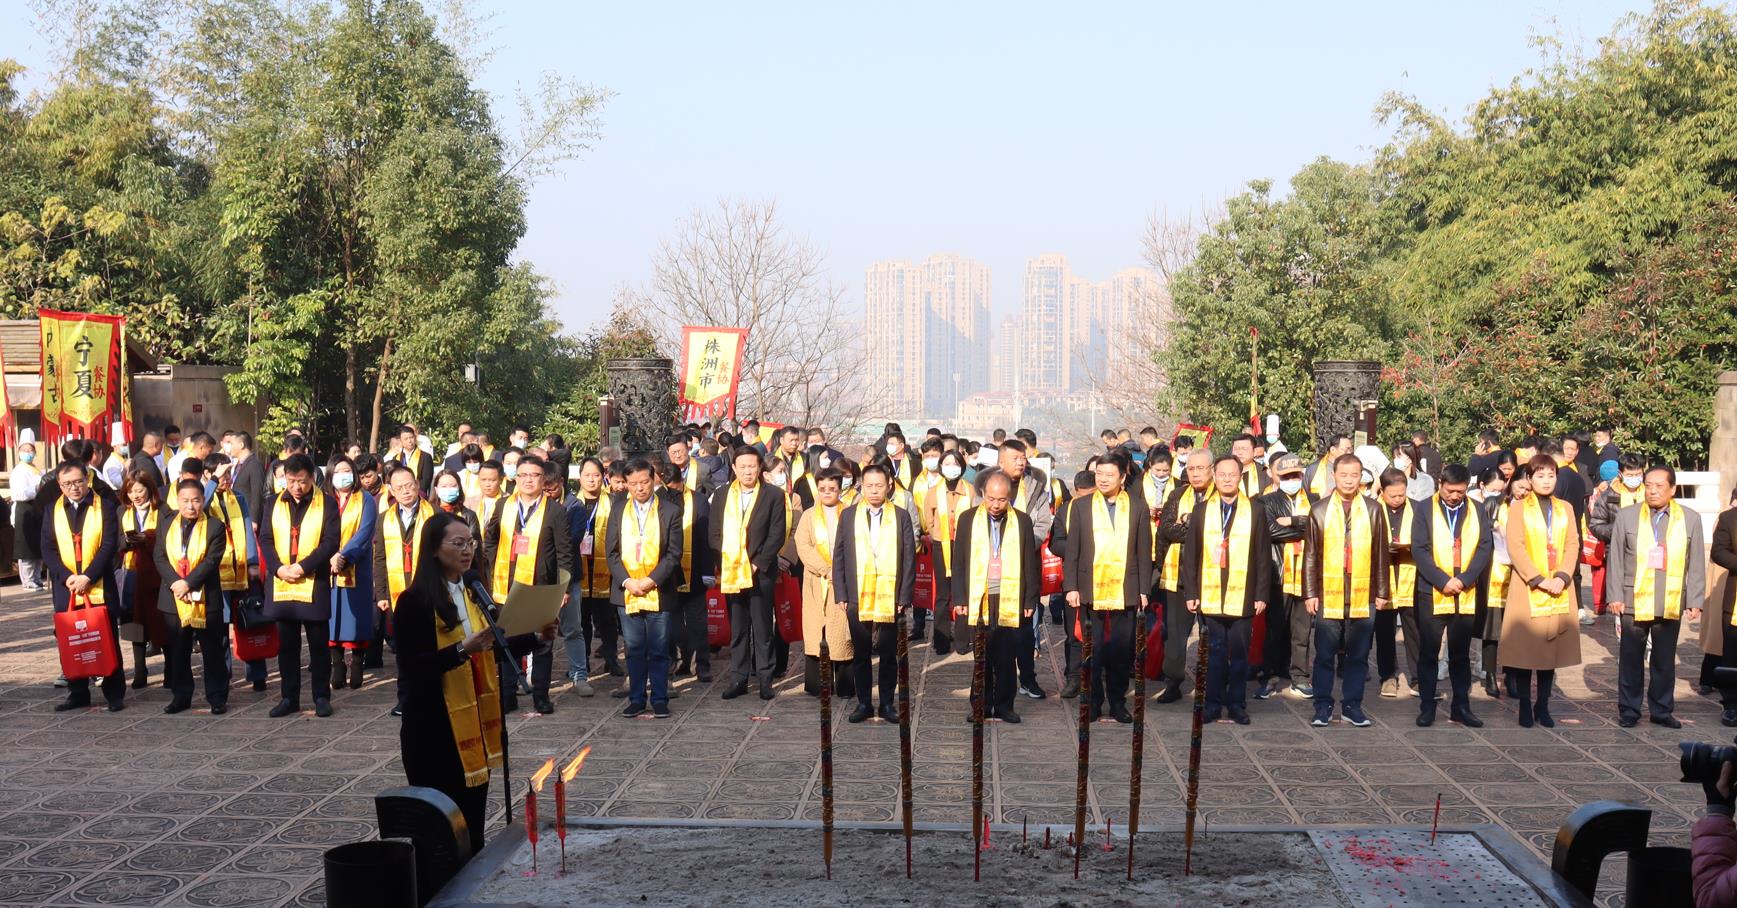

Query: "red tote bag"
<box><xmin>912</xmin><ymin>551</ymin><xmax>935</xmax><ymax>611</ymax></box>
<box><xmin>705</xmin><ymin>586</ymin><xmax>730</xmax><ymax>648</ymax></box>
<box><xmin>233</xmin><ymin>622</ymin><xmax>280</xmax><ymax>662</ymax></box>
<box><xmin>775</xmin><ymin>573</ymin><xmax>803</xmax><ymax>644</ymax></box>
<box><xmin>56</xmin><ymin>604</ymin><xmax>118</xmax><ymax>681</ymax></box>
<box><xmin>1039</xmin><ymin>545</ymin><xmax>1064</xmax><ymax>596</ymax></box>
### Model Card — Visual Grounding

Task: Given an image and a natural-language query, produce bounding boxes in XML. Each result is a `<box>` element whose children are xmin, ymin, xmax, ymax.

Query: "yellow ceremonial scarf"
<box><xmin>1281</xmin><ymin>490</ymin><xmax>1309</xmax><ymax>597</ymax></box>
<box><xmin>435</xmin><ymin>585</ymin><xmax>504</xmax><ymax>787</ymax></box>
<box><xmin>720</xmin><ymin>483</ymin><xmax>758</xmax><ymax>593</ymax></box>
<box><xmin>478</xmin><ymin>494</ymin><xmax>503</xmax><ymax>541</ymax></box>
<box><xmin>121</xmin><ymin>505</ymin><xmax>155</xmax><ymax>571</ymax></box>
<box><xmin>1386</xmin><ymin>501</ymin><xmax>1416</xmax><ymax>609</ymax></box>
<box><xmin>54</xmin><ymin>497</ymin><xmax>107</xmax><ymax>605</ymax></box>
<box><xmin>1161</xmin><ymin>486</ymin><xmax>1203</xmax><ymax>591</ymax></box>
<box><xmin>888</xmin><ymin>455</ymin><xmax>915</xmax><ymax>491</ymax></box>
<box><xmin>1309</xmin><ymin>456</ymin><xmax>1333</xmax><ymax>499</ymax></box>
<box><xmin>682</xmin><ymin>463</ymin><xmax>700</xmax><ymax>491</ymax></box>
<box><xmin>813</xmin><ymin>506</ymin><xmax>839</xmax><ymax>587</ymax></box>
<box><xmin>676</xmin><ymin>489</ymin><xmax>695</xmax><ymax>594</ymax></box>
<box><xmin>490</xmin><ymin>495</ymin><xmax>547</xmax><ymax>602</ymax></box>
<box><xmin>271</xmin><ymin>493</ymin><xmax>325</xmax><ymax>604</ymax></box>
<box><xmin>1240</xmin><ymin>463</ymin><xmax>1263</xmax><ymax>497</ymax></box>
<box><xmin>207</xmin><ymin>489</ymin><xmax>250</xmax><ymax>591</ymax></box>
<box><xmin>331</xmin><ymin>491</ymin><xmax>367</xmax><ymax>589</ymax></box>
<box><xmin>1089</xmin><ymin>490</ymin><xmax>1131</xmax><ymax>610</ymax></box>
<box><xmin>166</xmin><ymin>515</ymin><xmax>211</xmax><ymax>627</ymax></box>
<box><xmin>853</xmin><ymin>504</ymin><xmax>900</xmax><ymax>623</ymax></box>
<box><xmin>1200</xmin><ymin>494</ymin><xmax>1254</xmax><ymax>617</ymax></box>
<box><xmin>1429</xmin><ymin>497</ymin><xmax>1483</xmax><ymax>616</ymax></box>
<box><xmin>384</xmin><ymin>500</ymin><xmax>435</xmax><ymax>607</ymax></box>
<box><xmin>1488</xmin><ymin>503</ymin><xmax>1511</xmax><ymax>603</ymax></box>
<box><xmin>932</xmin><ymin>480</ymin><xmax>970</xmax><ymax>573</ymax></box>
<box><xmin>1633</xmin><ymin>501</ymin><xmax>1689</xmax><ymax>622</ymax></box>
<box><xmin>620</xmin><ymin>496</ymin><xmax>663</xmax><ymax>613</ymax></box>
<box><xmin>1519</xmin><ymin>495</ymin><xmax>1574</xmax><ymax>618</ymax></box>
<box><xmin>966</xmin><ymin>508</ymin><xmax>1022</xmax><ymax>628</ymax></box>
<box><xmin>580</xmin><ymin>494</ymin><xmax>613</xmax><ymax>598</ymax></box>
<box><xmin>1321</xmin><ymin>495</ymin><xmax>1374</xmax><ymax>620</ymax></box>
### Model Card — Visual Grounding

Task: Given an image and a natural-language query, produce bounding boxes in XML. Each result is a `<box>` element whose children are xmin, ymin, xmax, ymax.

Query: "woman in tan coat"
<box><xmin>794</xmin><ymin>469</ymin><xmax>853</xmax><ymax>697</ymax></box>
<box><xmin>919</xmin><ymin>450</ymin><xmax>977</xmax><ymax>655</ymax></box>
<box><xmin>1499</xmin><ymin>456</ymin><xmax>1582</xmax><ymax>728</ymax></box>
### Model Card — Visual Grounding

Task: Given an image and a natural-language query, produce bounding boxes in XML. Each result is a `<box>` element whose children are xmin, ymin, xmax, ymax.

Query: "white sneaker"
<box><xmin>1578</xmin><ymin>608</ymin><xmax>1595</xmax><ymax>627</ymax></box>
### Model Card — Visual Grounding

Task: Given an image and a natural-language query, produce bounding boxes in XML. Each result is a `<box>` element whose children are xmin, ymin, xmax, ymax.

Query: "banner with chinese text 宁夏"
<box><xmin>678</xmin><ymin>326</ymin><xmax>748</xmax><ymax>423</ymax></box>
<box><xmin>38</xmin><ymin>309</ymin><xmax>127</xmax><ymax>447</ymax></box>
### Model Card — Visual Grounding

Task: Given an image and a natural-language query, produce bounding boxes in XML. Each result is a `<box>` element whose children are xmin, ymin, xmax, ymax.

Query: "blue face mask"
<box><xmin>437</xmin><ymin>486</ymin><xmax>461</xmax><ymax>504</ymax></box>
<box><xmin>504</xmin><ymin>464</ymin><xmax>518</xmax><ymax>480</ymax></box>
<box><xmin>333</xmin><ymin>472</ymin><xmax>355</xmax><ymax>490</ymax></box>
<box><xmin>21</xmin><ymin>451</ymin><xmax>35</xmax><ymax>464</ymax></box>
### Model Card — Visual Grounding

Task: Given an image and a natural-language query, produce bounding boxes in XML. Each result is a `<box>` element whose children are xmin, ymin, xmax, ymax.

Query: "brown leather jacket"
<box><xmin>1302</xmin><ymin>494</ymin><xmax>1392</xmax><ymax>607</ymax></box>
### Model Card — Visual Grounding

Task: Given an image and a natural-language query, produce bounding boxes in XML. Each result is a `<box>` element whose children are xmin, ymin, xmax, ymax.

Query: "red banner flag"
<box><xmin>677</xmin><ymin>326</ymin><xmax>749</xmax><ymax>423</ymax></box>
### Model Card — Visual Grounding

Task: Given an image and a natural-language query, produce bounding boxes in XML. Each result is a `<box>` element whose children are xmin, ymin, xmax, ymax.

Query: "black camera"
<box><xmin>1680</xmin><ymin>740</ymin><xmax>1737</xmax><ymax>784</ymax></box>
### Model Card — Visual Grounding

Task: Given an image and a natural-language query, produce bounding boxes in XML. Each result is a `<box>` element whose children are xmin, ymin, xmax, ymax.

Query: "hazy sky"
<box><xmin>7</xmin><ymin>1</ymin><xmax>1651</xmax><ymax>332</ymax></box>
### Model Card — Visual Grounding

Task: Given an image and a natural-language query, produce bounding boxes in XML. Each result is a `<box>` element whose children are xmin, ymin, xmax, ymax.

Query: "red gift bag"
<box><xmin>913</xmin><ymin>551</ymin><xmax>935</xmax><ymax>611</ymax></box>
<box><xmin>56</xmin><ymin>604</ymin><xmax>118</xmax><ymax>681</ymax></box>
<box><xmin>233</xmin><ymin>623</ymin><xmax>280</xmax><ymax>662</ymax></box>
<box><xmin>705</xmin><ymin>586</ymin><xmax>730</xmax><ymax>648</ymax></box>
<box><xmin>775</xmin><ymin>573</ymin><xmax>803</xmax><ymax>644</ymax></box>
<box><xmin>1142</xmin><ymin>610</ymin><xmax>1165</xmax><ymax>680</ymax></box>
<box><xmin>1040</xmin><ymin>545</ymin><xmax>1063</xmax><ymax>596</ymax></box>
<box><xmin>1249</xmin><ymin>610</ymin><xmax>1266</xmax><ymax>666</ymax></box>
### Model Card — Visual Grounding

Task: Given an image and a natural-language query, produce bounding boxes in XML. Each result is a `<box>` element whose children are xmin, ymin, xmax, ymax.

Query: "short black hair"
<box><xmin>1378</xmin><ymin>467</ymin><xmax>1408</xmax><ymax>490</ymax></box>
<box><xmin>1230</xmin><ymin>433</ymin><xmax>1257</xmax><ymax>448</ymax></box>
<box><xmin>624</xmin><ymin>457</ymin><xmax>655</xmax><ymax>478</ymax></box>
<box><xmin>1439</xmin><ymin>464</ymin><xmax>1470</xmax><ymax>486</ymax></box>
<box><xmin>164</xmin><ymin>424</ymin><xmax>182</xmax><ymax>436</ymax></box>
<box><xmin>282</xmin><ymin>453</ymin><xmax>317</xmax><ymax>477</ymax></box>
<box><xmin>175</xmin><ymin>478</ymin><xmax>206</xmax><ymax>498</ymax></box>
<box><xmin>1645</xmin><ymin>464</ymin><xmax>1676</xmax><ymax>485</ymax></box>
<box><xmin>397</xmin><ymin>424</ymin><xmax>417</xmax><ymax>437</ymax></box>
<box><xmin>189</xmin><ymin>431</ymin><xmax>215</xmax><ymax>447</ymax></box>
<box><xmin>731</xmin><ymin>445</ymin><xmax>762</xmax><ymax>465</ymax></box>
<box><xmin>178</xmin><ymin>457</ymin><xmax>206</xmax><ymax>479</ymax></box>
<box><xmin>1618</xmin><ymin>452</ymin><xmax>1646</xmax><ymax>472</ymax></box>
<box><xmin>919</xmin><ymin>438</ymin><xmax>943</xmax><ymax>454</ymax></box>
<box><xmin>999</xmin><ymin>439</ymin><xmax>1027</xmax><ymax>455</ymax></box>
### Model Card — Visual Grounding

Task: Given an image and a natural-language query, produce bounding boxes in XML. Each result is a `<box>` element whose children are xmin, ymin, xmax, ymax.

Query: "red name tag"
<box><xmin>512</xmin><ymin>534</ymin><xmax>530</xmax><ymax>557</ymax></box>
<box><xmin>579</xmin><ymin>533</ymin><xmax>593</xmax><ymax>556</ymax></box>
<box><xmin>987</xmin><ymin>556</ymin><xmax>1002</xmax><ymax>584</ymax></box>
<box><xmin>1648</xmin><ymin>545</ymin><xmax>1666</xmax><ymax>571</ymax></box>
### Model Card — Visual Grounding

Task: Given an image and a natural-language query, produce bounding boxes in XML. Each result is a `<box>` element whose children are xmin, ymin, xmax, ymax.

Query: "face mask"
<box><xmin>1622</xmin><ymin>473</ymin><xmax>1642</xmax><ymax>490</ymax></box>
<box><xmin>842</xmin><ymin>477</ymin><xmax>855</xmax><ymax>491</ymax></box>
<box><xmin>273</xmin><ymin>477</ymin><xmax>288</xmax><ymax>494</ymax></box>
<box><xmin>437</xmin><ymin>486</ymin><xmax>461</xmax><ymax>504</ymax></box>
<box><xmin>769</xmin><ymin>474</ymin><xmax>786</xmax><ymax>489</ymax></box>
<box><xmin>819</xmin><ymin>456</ymin><xmax>832</xmax><ymax>470</ymax></box>
<box><xmin>333</xmin><ymin>472</ymin><xmax>355</xmax><ymax>490</ymax></box>
<box><xmin>20</xmin><ymin>451</ymin><xmax>34</xmax><ymax>464</ymax></box>
<box><xmin>941</xmin><ymin>464</ymin><xmax>963</xmax><ymax>481</ymax></box>
<box><xmin>465</xmin><ymin>462</ymin><xmax>480</xmax><ymax>473</ymax></box>
<box><xmin>1279</xmin><ymin>478</ymin><xmax>1303</xmax><ymax>496</ymax></box>
<box><xmin>1392</xmin><ymin>456</ymin><xmax>1411</xmax><ymax>472</ymax></box>
<box><xmin>1256</xmin><ymin>454</ymin><xmax>1268</xmax><ymax>466</ymax></box>
<box><xmin>922</xmin><ymin>457</ymin><xmax>940</xmax><ymax>473</ymax></box>
<box><xmin>504</xmin><ymin>464</ymin><xmax>518</xmax><ymax>480</ymax></box>
<box><xmin>887</xmin><ymin>443</ymin><xmax>903</xmax><ymax>456</ymax></box>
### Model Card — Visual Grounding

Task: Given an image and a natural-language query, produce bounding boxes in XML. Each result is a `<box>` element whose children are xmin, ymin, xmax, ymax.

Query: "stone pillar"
<box><xmin>1713</xmin><ymin>371</ymin><xmax>1737</xmax><ymax>506</ymax></box>
<box><xmin>605</xmin><ymin>357</ymin><xmax>677</xmax><ymax>458</ymax></box>
<box><xmin>1311</xmin><ymin>360</ymin><xmax>1382</xmax><ymax>450</ymax></box>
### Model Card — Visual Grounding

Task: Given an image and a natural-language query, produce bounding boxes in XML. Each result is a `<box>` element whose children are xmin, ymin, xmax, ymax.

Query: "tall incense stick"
<box><xmin>1128</xmin><ymin>602</ymin><xmax>1148</xmax><ymax>880</ymax></box>
<box><xmin>897</xmin><ymin>605</ymin><xmax>914</xmax><ymax>879</ymax></box>
<box><xmin>1073</xmin><ymin>607</ymin><xmax>1094</xmax><ymax>880</ymax></box>
<box><xmin>820</xmin><ymin>625</ymin><xmax>834</xmax><ymax>881</ymax></box>
<box><xmin>1183</xmin><ymin>614</ymin><xmax>1208</xmax><ymax>875</ymax></box>
<box><xmin>971</xmin><ymin>609</ymin><xmax>987</xmax><ymax>883</ymax></box>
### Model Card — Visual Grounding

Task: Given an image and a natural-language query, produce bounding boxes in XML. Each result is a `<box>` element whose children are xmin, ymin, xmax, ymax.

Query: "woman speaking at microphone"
<box><xmin>396</xmin><ymin>511</ymin><xmax>556</xmax><ymax>853</ymax></box>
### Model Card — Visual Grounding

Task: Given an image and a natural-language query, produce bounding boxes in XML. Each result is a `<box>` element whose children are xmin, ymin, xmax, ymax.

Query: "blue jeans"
<box><xmin>560</xmin><ymin>582</ymin><xmax>587</xmax><ymax>676</ymax></box>
<box><xmin>618</xmin><ymin>607</ymin><xmax>671</xmax><ymax>708</ymax></box>
<box><xmin>1313</xmin><ymin>616</ymin><xmax>1374</xmax><ymax>713</ymax></box>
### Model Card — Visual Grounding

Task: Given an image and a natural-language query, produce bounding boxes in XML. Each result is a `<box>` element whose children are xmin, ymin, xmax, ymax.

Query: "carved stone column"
<box><xmin>605</xmin><ymin>357</ymin><xmax>677</xmax><ymax>458</ymax></box>
<box><xmin>1712</xmin><ymin>371</ymin><xmax>1737</xmax><ymax>506</ymax></box>
<box><xmin>1311</xmin><ymin>360</ymin><xmax>1382</xmax><ymax>450</ymax></box>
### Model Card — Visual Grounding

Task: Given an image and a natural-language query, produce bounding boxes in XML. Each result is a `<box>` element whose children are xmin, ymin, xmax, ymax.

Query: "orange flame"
<box><xmin>560</xmin><ymin>746</ymin><xmax>592</xmax><ymax>783</ymax></box>
<box><xmin>529</xmin><ymin>758</ymin><xmax>555</xmax><ymax>791</ymax></box>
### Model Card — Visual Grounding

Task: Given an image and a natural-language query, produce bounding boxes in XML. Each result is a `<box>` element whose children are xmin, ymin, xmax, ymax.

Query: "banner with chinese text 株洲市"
<box><xmin>678</xmin><ymin>326</ymin><xmax>748</xmax><ymax>423</ymax></box>
<box><xmin>38</xmin><ymin>309</ymin><xmax>127</xmax><ymax>448</ymax></box>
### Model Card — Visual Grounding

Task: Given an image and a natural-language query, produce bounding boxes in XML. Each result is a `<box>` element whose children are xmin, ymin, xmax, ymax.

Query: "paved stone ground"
<box><xmin>0</xmin><ymin>581</ymin><xmax>1715</xmax><ymax>907</ymax></box>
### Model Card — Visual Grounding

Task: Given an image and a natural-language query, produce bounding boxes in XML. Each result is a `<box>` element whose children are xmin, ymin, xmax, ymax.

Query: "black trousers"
<box><xmin>1260</xmin><ymin>589</ymin><xmax>1290</xmax><ymax>680</ymax></box>
<box><xmin>1287</xmin><ymin>594</ymin><xmax>1315</xmax><ymax>686</ymax></box>
<box><xmin>1085</xmin><ymin>608</ymin><xmax>1134</xmax><ymax>712</ymax></box>
<box><xmin>164</xmin><ymin>610</ymin><xmax>230</xmax><ymax>706</ymax></box>
<box><xmin>931</xmin><ymin>561</ymin><xmax>955</xmax><ymax>653</ymax></box>
<box><xmin>1161</xmin><ymin>587</ymin><xmax>1192</xmax><ymax>688</ymax></box>
<box><xmin>580</xmin><ymin>595</ymin><xmax>620</xmax><ymax>667</ymax></box>
<box><xmin>1375</xmin><ymin>607</ymin><xmax>1421</xmax><ymax>682</ymax></box>
<box><xmin>277</xmin><ymin>619</ymin><xmax>331</xmax><ymax>702</ymax></box>
<box><xmin>727</xmin><ymin>577</ymin><xmax>777</xmax><ymax>690</ymax></box>
<box><xmin>60</xmin><ymin>601</ymin><xmax>125</xmax><ymax>705</ymax></box>
<box><xmin>668</xmin><ymin>588</ymin><xmax>711</xmax><ymax>675</ymax></box>
<box><xmin>1618</xmin><ymin>615</ymin><xmax>1680</xmax><ymax>721</ymax></box>
<box><xmin>1203</xmin><ymin>614</ymin><xmax>1252</xmax><ymax>713</ymax></box>
<box><xmin>1416</xmin><ymin>610</ymin><xmax>1474</xmax><ymax>713</ymax></box>
<box><xmin>1719</xmin><ymin>622</ymin><xmax>1737</xmax><ymax>709</ymax></box>
<box><xmin>1063</xmin><ymin>603</ymin><xmax>1082</xmax><ymax>679</ymax></box>
<box><xmin>847</xmin><ymin>613</ymin><xmax>899</xmax><ymax>709</ymax></box>
<box><xmin>1016</xmin><ymin>608</ymin><xmax>1039</xmax><ymax>689</ymax></box>
<box><xmin>967</xmin><ymin>605</ymin><xmax>1018</xmax><ymax>717</ymax></box>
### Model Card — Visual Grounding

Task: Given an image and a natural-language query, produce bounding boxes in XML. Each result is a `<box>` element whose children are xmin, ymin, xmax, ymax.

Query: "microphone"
<box><xmin>462</xmin><ymin>570</ymin><xmax>500</xmax><ymax>615</ymax></box>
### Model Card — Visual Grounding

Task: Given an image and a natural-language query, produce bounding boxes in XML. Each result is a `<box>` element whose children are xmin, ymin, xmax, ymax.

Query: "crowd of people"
<box><xmin>5</xmin><ymin>419</ymin><xmax>1732</xmax><ymax>736</ymax></box>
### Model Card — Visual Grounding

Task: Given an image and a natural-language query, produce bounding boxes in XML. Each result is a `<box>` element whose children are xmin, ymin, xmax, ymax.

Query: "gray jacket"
<box><xmin>1605</xmin><ymin>502</ymin><xmax>1706</xmax><ymax>620</ymax></box>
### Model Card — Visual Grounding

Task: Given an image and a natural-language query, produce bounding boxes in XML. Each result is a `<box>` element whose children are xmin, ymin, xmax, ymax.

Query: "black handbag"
<box><xmin>232</xmin><ymin>591</ymin><xmax>269</xmax><ymax>629</ymax></box>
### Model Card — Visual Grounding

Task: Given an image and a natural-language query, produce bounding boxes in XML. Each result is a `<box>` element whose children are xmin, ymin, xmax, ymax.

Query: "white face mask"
<box><xmin>1622</xmin><ymin>473</ymin><xmax>1643</xmax><ymax>490</ymax></box>
<box><xmin>465</xmin><ymin>462</ymin><xmax>480</xmax><ymax>473</ymax></box>
<box><xmin>941</xmin><ymin>464</ymin><xmax>963</xmax><ymax>481</ymax></box>
<box><xmin>333</xmin><ymin>472</ymin><xmax>355</xmax><ymax>490</ymax></box>
<box><xmin>887</xmin><ymin>443</ymin><xmax>904</xmax><ymax>456</ymax></box>
<box><xmin>841</xmin><ymin>477</ymin><xmax>854</xmax><ymax>491</ymax></box>
<box><xmin>504</xmin><ymin>463</ymin><xmax>518</xmax><ymax>479</ymax></box>
<box><xmin>819</xmin><ymin>456</ymin><xmax>832</xmax><ymax>470</ymax></box>
<box><xmin>1392</xmin><ymin>455</ymin><xmax>1411</xmax><ymax>472</ymax></box>
<box><xmin>922</xmin><ymin>457</ymin><xmax>940</xmax><ymax>473</ymax></box>
<box><xmin>769</xmin><ymin>473</ymin><xmax>786</xmax><ymax>488</ymax></box>
<box><xmin>1279</xmin><ymin>478</ymin><xmax>1303</xmax><ymax>496</ymax></box>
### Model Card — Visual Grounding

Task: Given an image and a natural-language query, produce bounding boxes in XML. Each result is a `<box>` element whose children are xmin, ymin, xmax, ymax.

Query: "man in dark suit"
<box><xmin>1711</xmin><ymin>489</ymin><xmax>1737</xmax><ymax>726</ymax></box>
<box><xmin>228</xmin><ymin>431</ymin><xmax>267</xmax><ymax>530</ymax></box>
<box><xmin>709</xmin><ymin>445</ymin><xmax>788</xmax><ymax>701</ymax></box>
<box><xmin>259</xmin><ymin>453</ymin><xmax>343</xmax><ymax>718</ymax></box>
<box><xmin>606</xmin><ymin>458</ymin><xmax>685</xmax><ymax>717</ymax></box>
<box><xmin>482</xmin><ymin>454</ymin><xmax>574</xmax><ymax>714</ymax></box>
<box><xmin>1062</xmin><ymin>451</ymin><xmax>1154</xmax><ymax>724</ymax></box>
<box><xmin>950</xmin><ymin>472</ymin><xmax>1041</xmax><ymax>723</ymax></box>
<box><xmin>127</xmin><ymin>430</ymin><xmax>167</xmax><ymax>493</ymax></box>
<box><xmin>153</xmin><ymin>479</ymin><xmax>230</xmax><ymax>714</ymax></box>
<box><xmin>831</xmin><ymin>463</ymin><xmax>917</xmax><ymax>723</ymax></box>
<box><xmin>664</xmin><ymin>434</ymin><xmax>712</xmax><ymax>497</ymax></box>
<box><xmin>1411</xmin><ymin>464</ymin><xmax>1494</xmax><ymax>728</ymax></box>
<box><xmin>390</xmin><ymin>424</ymin><xmax>435</xmax><ymax>495</ymax></box>
<box><xmin>1182</xmin><ymin>456</ymin><xmax>1274</xmax><ymax>724</ymax></box>
<box><xmin>42</xmin><ymin>461</ymin><xmax>125</xmax><ymax>711</ymax></box>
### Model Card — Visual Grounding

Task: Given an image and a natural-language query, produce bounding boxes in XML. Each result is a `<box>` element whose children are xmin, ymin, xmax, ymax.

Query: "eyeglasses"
<box><xmin>446</xmin><ymin>538</ymin><xmax>478</xmax><ymax>551</ymax></box>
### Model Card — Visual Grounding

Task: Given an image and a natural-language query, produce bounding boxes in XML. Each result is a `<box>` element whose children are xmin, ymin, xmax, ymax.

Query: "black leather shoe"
<box><xmin>251</xmin><ymin>679</ymin><xmax>267</xmax><ymax>692</ymax></box>
<box><xmin>877</xmin><ymin>704</ymin><xmax>898</xmax><ymax>723</ymax></box>
<box><xmin>1534</xmin><ymin>704</ymin><xmax>1554</xmax><ymax>728</ymax></box>
<box><xmin>623</xmin><ymin>702</ymin><xmax>646</xmax><ymax>718</ymax></box>
<box><xmin>1155</xmin><ymin>684</ymin><xmax>1182</xmax><ymax>704</ymax></box>
<box><xmin>1618</xmin><ymin>715</ymin><xmax>1638</xmax><ymax>728</ymax></box>
<box><xmin>54</xmin><ymin>695</ymin><xmax>91</xmax><ymax>712</ymax></box>
<box><xmin>106</xmin><ymin>699</ymin><xmax>126</xmax><ymax>712</ymax></box>
<box><xmin>1060</xmin><ymin>680</ymin><xmax>1081</xmax><ymax>699</ymax></box>
<box><xmin>1650</xmin><ymin>714</ymin><xmax>1682</xmax><ymax>729</ymax></box>
<box><xmin>313</xmin><ymin>698</ymin><xmax>333</xmax><ymax>718</ymax></box>
<box><xmin>533</xmin><ymin>694</ymin><xmax>555</xmax><ymax>715</ymax></box>
<box><xmin>1112</xmin><ymin>705</ymin><xmax>1133</xmax><ymax>724</ymax></box>
<box><xmin>1450</xmin><ymin>709</ymin><xmax>1483</xmax><ymax>728</ymax></box>
<box><xmin>847</xmin><ymin>705</ymin><xmax>873</xmax><ymax>724</ymax></box>
<box><xmin>759</xmin><ymin>686</ymin><xmax>775</xmax><ymax>701</ymax></box>
<box><xmin>1201</xmin><ymin>708</ymin><xmax>1221</xmax><ymax>723</ymax></box>
<box><xmin>390</xmin><ymin>706</ymin><xmax>404</xmax><ymax>718</ymax></box>
<box><xmin>696</xmin><ymin>670</ymin><xmax>713</xmax><ymax>683</ymax></box>
<box><xmin>164</xmin><ymin>700</ymin><xmax>191</xmax><ymax>715</ymax></box>
<box><xmin>720</xmin><ymin>682</ymin><xmax>748</xmax><ymax>700</ymax></box>
<box><xmin>1723</xmin><ymin>709</ymin><xmax>1737</xmax><ymax>728</ymax></box>
<box><xmin>998</xmin><ymin>709</ymin><xmax>1022</xmax><ymax>724</ymax></box>
<box><xmin>210</xmin><ymin>703</ymin><xmax>228</xmax><ymax>715</ymax></box>
<box><xmin>1228</xmin><ymin>708</ymin><xmax>1250</xmax><ymax>726</ymax></box>
<box><xmin>1416</xmin><ymin>705</ymin><xmax>1436</xmax><ymax>727</ymax></box>
<box><xmin>606</xmin><ymin>661</ymin><xmax>626</xmax><ymax>678</ymax></box>
<box><xmin>268</xmin><ymin>699</ymin><xmax>299</xmax><ymax>718</ymax></box>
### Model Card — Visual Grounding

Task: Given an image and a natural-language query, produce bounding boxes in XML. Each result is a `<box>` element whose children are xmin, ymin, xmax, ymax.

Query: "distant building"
<box><xmin>1017</xmin><ymin>255</ymin><xmax>1160</xmax><ymax>398</ymax></box>
<box><xmin>865</xmin><ymin>254</ymin><xmax>990</xmax><ymax>417</ymax></box>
